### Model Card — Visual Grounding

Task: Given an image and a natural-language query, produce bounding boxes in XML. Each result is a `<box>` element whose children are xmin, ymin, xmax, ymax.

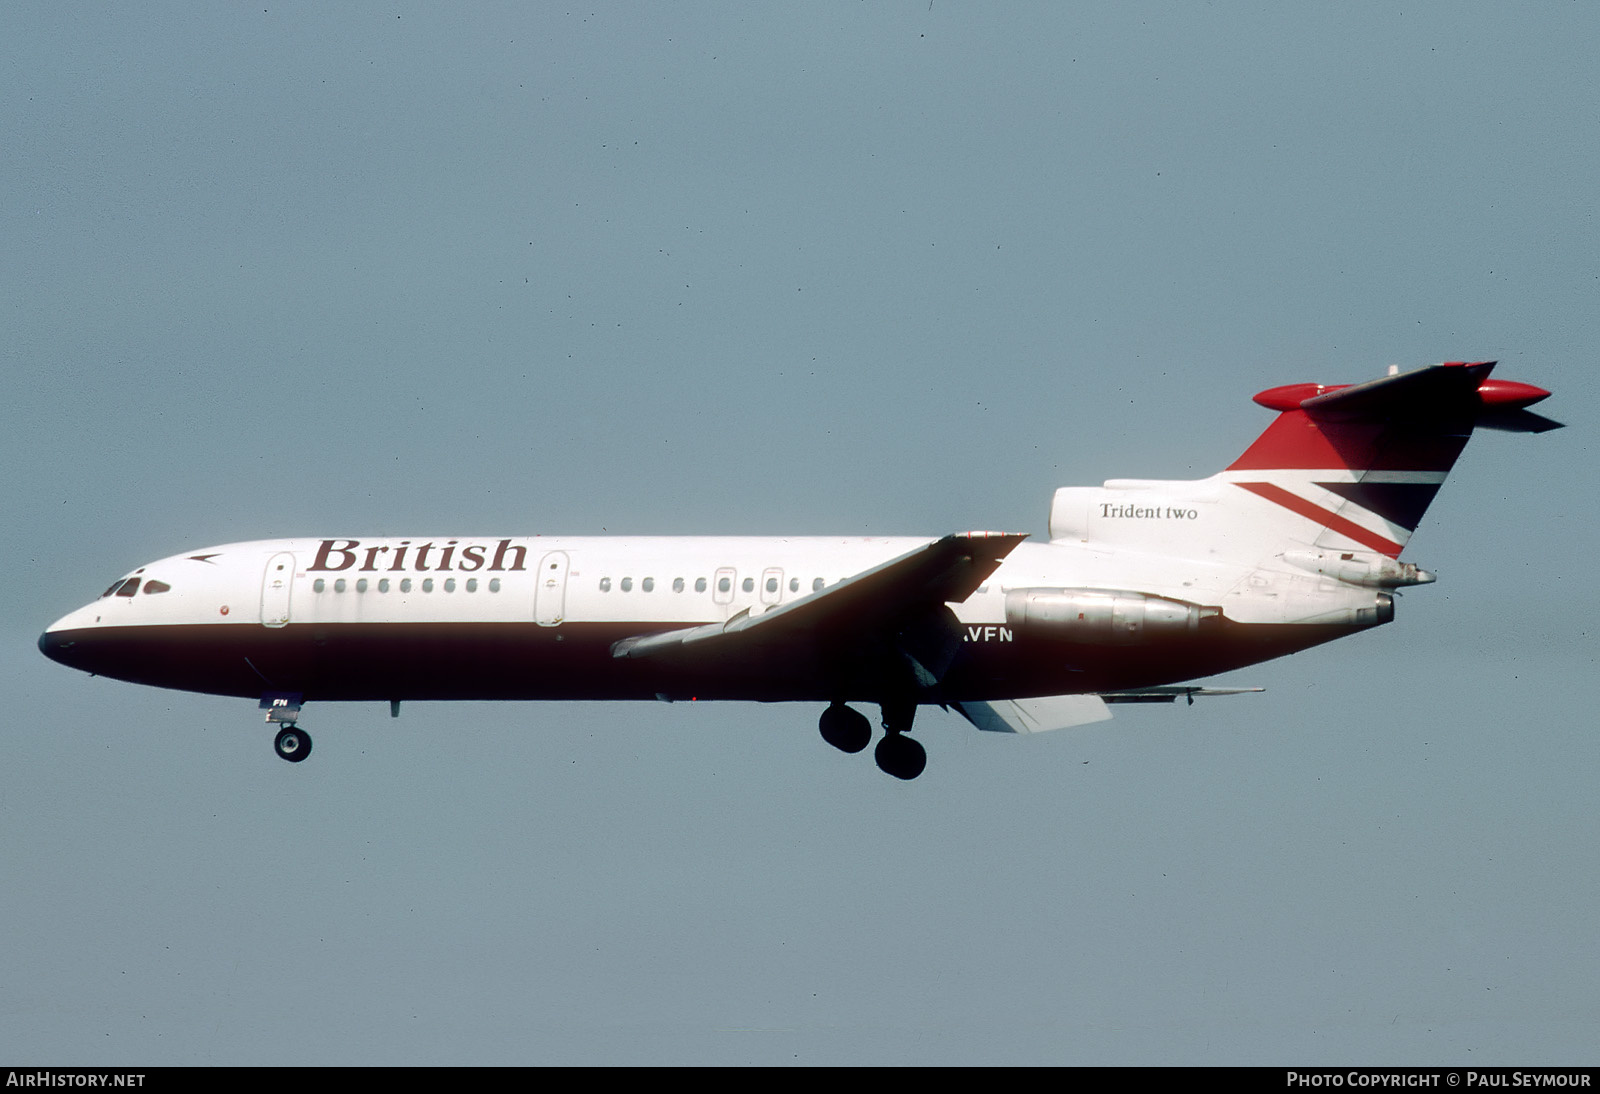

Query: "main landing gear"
<box><xmin>818</xmin><ymin>700</ymin><xmax>927</xmax><ymax>781</ymax></box>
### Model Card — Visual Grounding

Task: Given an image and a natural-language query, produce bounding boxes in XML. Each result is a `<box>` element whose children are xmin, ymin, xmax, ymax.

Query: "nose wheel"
<box><xmin>273</xmin><ymin>725</ymin><xmax>312</xmax><ymax>763</ymax></box>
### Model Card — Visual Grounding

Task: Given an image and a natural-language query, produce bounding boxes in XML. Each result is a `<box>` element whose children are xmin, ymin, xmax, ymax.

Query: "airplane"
<box><xmin>38</xmin><ymin>361</ymin><xmax>1559</xmax><ymax>779</ymax></box>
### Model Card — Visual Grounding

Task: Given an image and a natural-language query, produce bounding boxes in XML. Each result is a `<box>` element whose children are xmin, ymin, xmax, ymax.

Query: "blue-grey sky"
<box><xmin>4</xmin><ymin>2</ymin><xmax>1596</xmax><ymax>1065</ymax></box>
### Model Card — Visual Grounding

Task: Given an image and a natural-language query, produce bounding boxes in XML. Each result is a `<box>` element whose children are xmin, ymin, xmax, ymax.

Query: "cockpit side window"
<box><xmin>143</xmin><ymin>580</ymin><xmax>171</xmax><ymax>594</ymax></box>
<box><xmin>102</xmin><ymin>580</ymin><xmax>124</xmax><ymax>598</ymax></box>
<box><xmin>113</xmin><ymin>578</ymin><xmax>141</xmax><ymax>597</ymax></box>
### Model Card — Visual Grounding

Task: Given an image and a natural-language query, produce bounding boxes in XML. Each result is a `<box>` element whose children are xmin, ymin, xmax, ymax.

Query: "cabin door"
<box><xmin>535</xmin><ymin>551</ymin><xmax>569</xmax><ymax>626</ymax></box>
<box><xmin>260</xmin><ymin>552</ymin><xmax>295</xmax><ymax>628</ymax></box>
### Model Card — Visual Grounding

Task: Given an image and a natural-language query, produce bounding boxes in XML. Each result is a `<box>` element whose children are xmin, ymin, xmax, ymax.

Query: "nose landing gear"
<box><xmin>262</xmin><ymin>694</ymin><xmax>310</xmax><ymax>763</ymax></box>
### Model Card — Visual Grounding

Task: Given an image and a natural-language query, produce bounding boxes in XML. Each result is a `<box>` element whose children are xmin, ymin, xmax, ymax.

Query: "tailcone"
<box><xmin>1375</xmin><ymin>592</ymin><xmax>1394</xmax><ymax>625</ymax></box>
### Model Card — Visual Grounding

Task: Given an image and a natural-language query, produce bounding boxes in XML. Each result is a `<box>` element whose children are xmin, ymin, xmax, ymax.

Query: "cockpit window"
<box><xmin>102</xmin><ymin>580</ymin><xmax>124</xmax><ymax>598</ymax></box>
<box><xmin>113</xmin><ymin>578</ymin><xmax>141</xmax><ymax>597</ymax></box>
<box><xmin>143</xmin><ymin>580</ymin><xmax>171</xmax><ymax>594</ymax></box>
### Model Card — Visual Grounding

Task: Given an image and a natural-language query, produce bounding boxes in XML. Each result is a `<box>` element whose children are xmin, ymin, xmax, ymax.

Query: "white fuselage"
<box><xmin>40</xmin><ymin>532</ymin><xmax>1385</xmax><ymax>706</ymax></box>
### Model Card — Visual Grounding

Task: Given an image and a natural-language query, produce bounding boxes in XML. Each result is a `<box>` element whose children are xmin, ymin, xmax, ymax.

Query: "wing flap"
<box><xmin>953</xmin><ymin>694</ymin><xmax>1113</xmax><ymax>734</ymax></box>
<box><xmin>1098</xmin><ymin>685</ymin><xmax>1265</xmax><ymax>704</ymax></box>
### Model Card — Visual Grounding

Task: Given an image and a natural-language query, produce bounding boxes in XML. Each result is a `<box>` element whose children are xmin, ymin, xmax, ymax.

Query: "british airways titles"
<box><xmin>309</xmin><ymin>539</ymin><xmax>529</xmax><ymax>574</ymax></box>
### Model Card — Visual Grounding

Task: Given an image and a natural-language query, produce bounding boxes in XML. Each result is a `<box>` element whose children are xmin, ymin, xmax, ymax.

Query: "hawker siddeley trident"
<box><xmin>40</xmin><ymin>362</ymin><xmax>1559</xmax><ymax>779</ymax></box>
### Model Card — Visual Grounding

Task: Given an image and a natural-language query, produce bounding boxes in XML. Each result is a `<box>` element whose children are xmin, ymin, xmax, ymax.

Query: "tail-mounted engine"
<box><xmin>1281</xmin><ymin>550</ymin><xmax>1435</xmax><ymax>588</ymax></box>
<box><xmin>1004</xmin><ymin>588</ymin><xmax>1220</xmax><ymax>645</ymax></box>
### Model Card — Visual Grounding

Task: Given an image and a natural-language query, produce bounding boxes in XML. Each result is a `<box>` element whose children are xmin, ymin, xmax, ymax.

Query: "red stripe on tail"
<box><xmin>1234</xmin><ymin>482</ymin><xmax>1405</xmax><ymax>557</ymax></box>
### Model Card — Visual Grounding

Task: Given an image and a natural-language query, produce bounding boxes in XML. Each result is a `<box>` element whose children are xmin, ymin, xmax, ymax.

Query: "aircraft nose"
<box><xmin>39</xmin><ymin>608</ymin><xmax>92</xmax><ymax>668</ymax></box>
<box><xmin>39</xmin><ymin>626</ymin><xmax>72</xmax><ymax>665</ymax></box>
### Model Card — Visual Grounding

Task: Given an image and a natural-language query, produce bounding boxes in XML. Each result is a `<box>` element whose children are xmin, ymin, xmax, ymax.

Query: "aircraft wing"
<box><xmin>611</xmin><ymin>531</ymin><xmax>1029</xmax><ymax>662</ymax></box>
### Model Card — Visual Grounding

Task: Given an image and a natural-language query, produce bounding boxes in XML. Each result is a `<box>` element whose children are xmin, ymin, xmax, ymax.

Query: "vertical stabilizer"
<box><xmin>1224</xmin><ymin>362</ymin><xmax>1488</xmax><ymax>558</ymax></box>
<box><xmin>1221</xmin><ymin>361</ymin><xmax>1557</xmax><ymax>559</ymax></box>
<box><xmin>1048</xmin><ymin>362</ymin><xmax>1557</xmax><ymax>573</ymax></box>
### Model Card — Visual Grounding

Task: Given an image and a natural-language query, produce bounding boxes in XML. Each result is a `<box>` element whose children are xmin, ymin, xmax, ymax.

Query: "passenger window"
<box><xmin>742</xmin><ymin>577</ymin><xmax>754</xmax><ymax>593</ymax></box>
<box><xmin>765</xmin><ymin>577</ymin><xmax>778</xmax><ymax>593</ymax></box>
<box><xmin>444</xmin><ymin>578</ymin><xmax>456</xmax><ymax>592</ymax></box>
<box><xmin>672</xmin><ymin>577</ymin><xmax>685</xmax><ymax>593</ymax></box>
<box><xmin>642</xmin><ymin>577</ymin><xmax>654</xmax><ymax>592</ymax></box>
<box><xmin>356</xmin><ymin>579</ymin><xmax>368</xmax><ymax>593</ymax></box>
<box><xmin>466</xmin><ymin>578</ymin><xmax>478</xmax><ymax>592</ymax></box>
<box><xmin>401</xmin><ymin>578</ymin><xmax>413</xmax><ymax>593</ymax></box>
<box><xmin>696</xmin><ymin>577</ymin><xmax>708</xmax><ymax>593</ymax></box>
<box><xmin>718</xmin><ymin>577</ymin><xmax>731</xmax><ymax>593</ymax></box>
<box><xmin>489</xmin><ymin>578</ymin><xmax>501</xmax><ymax>593</ymax></box>
<box><xmin>621</xmin><ymin>577</ymin><xmax>633</xmax><ymax>592</ymax></box>
<box><xmin>789</xmin><ymin>577</ymin><xmax>799</xmax><ymax>593</ymax></box>
<box><xmin>813</xmin><ymin>578</ymin><xmax>824</xmax><ymax>591</ymax></box>
<box><xmin>335</xmin><ymin>579</ymin><xmax>347</xmax><ymax>593</ymax></box>
<box><xmin>379</xmin><ymin>579</ymin><xmax>390</xmax><ymax>593</ymax></box>
<box><xmin>314</xmin><ymin>579</ymin><xmax>326</xmax><ymax>593</ymax></box>
<box><xmin>143</xmin><ymin>580</ymin><xmax>171</xmax><ymax>594</ymax></box>
<box><xmin>422</xmin><ymin>578</ymin><xmax>434</xmax><ymax>593</ymax></box>
<box><xmin>599</xmin><ymin>577</ymin><xmax>611</xmax><ymax>592</ymax></box>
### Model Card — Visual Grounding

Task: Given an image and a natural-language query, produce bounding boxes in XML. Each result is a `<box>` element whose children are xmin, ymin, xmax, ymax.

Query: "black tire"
<box><xmin>274</xmin><ymin>726</ymin><xmax>312</xmax><ymax>763</ymax></box>
<box><xmin>874</xmin><ymin>733</ymin><xmax>926</xmax><ymax>781</ymax></box>
<box><xmin>819</xmin><ymin>703</ymin><xmax>872</xmax><ymax>754</ymax></box>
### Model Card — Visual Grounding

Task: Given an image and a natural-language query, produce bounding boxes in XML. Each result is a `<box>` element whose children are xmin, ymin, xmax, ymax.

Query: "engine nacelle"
<box><xmin>1004</xmin><ymin>588</ymin><xmax>1220</xmax><ymax>645</ymax></box>
<box><xmin>1281</xmin><ymin>549</ymin><xmax>1435</xmax><ymax>588</ymax></box>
